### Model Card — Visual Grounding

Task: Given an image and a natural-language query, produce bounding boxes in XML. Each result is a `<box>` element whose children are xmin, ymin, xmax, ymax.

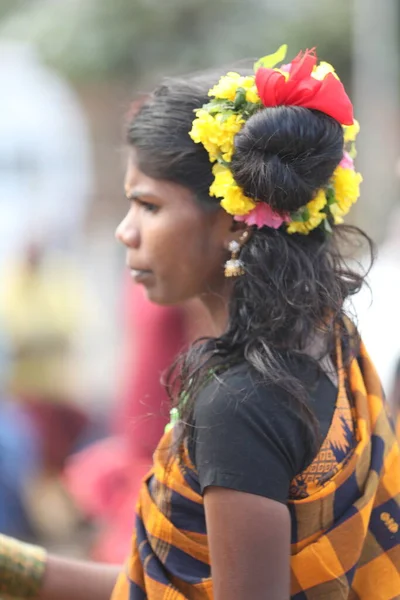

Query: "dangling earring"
<box><xmin>224</xmin><ymin>240</ymin><xmax>245</xmax><ymax>277</ymax></box>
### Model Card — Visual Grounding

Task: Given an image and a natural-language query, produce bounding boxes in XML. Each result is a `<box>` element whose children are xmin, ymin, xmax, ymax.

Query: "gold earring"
<box><xmin>224</xmin><ymin>240</ymin><xmax>245</xmax><ymax>277</ymax></box>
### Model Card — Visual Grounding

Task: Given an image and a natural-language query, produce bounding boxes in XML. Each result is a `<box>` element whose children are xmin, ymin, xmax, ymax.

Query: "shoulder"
<box><xmin>190</xmin><ymin>358</ymin><xmax>336</xmax><ymax>502</ymax></box>
<box><xmin>194</xmin><ymin>362</ymin><xmax>264</xmax><ymax>418</ymax></box>
<box><xmin>192</xmin><ymin>360</ymin><xmax>310</xmax><ymax>456</ymax></box>
<box><xmin>194</xmin><ymin>356</ymin><xmax>332</xmax><ymax>428</ymax></box>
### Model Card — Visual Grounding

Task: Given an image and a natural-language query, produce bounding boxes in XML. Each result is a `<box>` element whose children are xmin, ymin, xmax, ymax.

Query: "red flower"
<box><xmin>255</xmin><ymin>49</ymin><xmax>354</xmax><ymax>125</ymax></box>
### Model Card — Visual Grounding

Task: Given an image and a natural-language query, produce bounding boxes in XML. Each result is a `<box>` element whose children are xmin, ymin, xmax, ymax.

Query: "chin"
<box><xmin>143</xmin><ymin>285</ymin><xmax>195</xmax><ymax>307</ymax></box>
<box><xmin>143</xmin><ymin>286</ymin><xmax>178</xmax><ymax>307</ymax></box>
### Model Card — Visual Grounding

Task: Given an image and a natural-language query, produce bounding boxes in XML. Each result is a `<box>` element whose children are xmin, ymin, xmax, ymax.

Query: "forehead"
<box><xmin>124</xmin><ymin>151</ymin><xmax>194</xmax><ymax>205</ymax></box>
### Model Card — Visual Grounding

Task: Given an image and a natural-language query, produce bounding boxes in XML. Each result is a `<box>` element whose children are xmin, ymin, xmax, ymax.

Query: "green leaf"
<box><xmin>253</xmin><ymin>44</ymin><xmax>288</xmax><ymax>72</ymax></box>
<box><xmin>349</xmin><ymin>142</ymin><xmax>357</xmax><ymax>159</ymax></box>
<box><xmin>220</xmin><ymin>111</ymin><xmax>235</xmax><ymax>123</ymax></box>
<box><xmin>291</xmin><ymin>208</ymin><xmax>306</xmax><ymax>223</ymax></box>
<box><xmin>207</xmin><ymin>106</ymin><xmax>219</xmax><ymax>115</ymax></box>
<box><xmin>233</xmin><ymin>87</ymin><xmax>247</xmax><ymax>109</ymax></box>
<box><xmin>242</xmin><ymin>102</ymin><xmax>262</xmax><ymax>119</ymax></box>
<box><xmin>208</xmin><ymin>102</ymin><xmax>235</xmax><ymax>116</ymax></box>
<box><xmin>326</xmin><ymin>187</ymin><xmax>336</xmax><ymax>205</ymax></box>
<box><xmin>323</xmin><ymin>219</ymin><xmax>333</xmax><ymax>234</ymax></box>
<box><xmin>217</xmin><ymin>157</ymin><xmax>230</xmax><ymax>168</ymax></box>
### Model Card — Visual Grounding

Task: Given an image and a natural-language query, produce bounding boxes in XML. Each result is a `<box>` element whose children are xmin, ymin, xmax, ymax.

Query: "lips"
<box><xmin>129</xmin><ymin>264</ymin><xmax>151</xmax><ymax>271</ymax></box>
<box><xmin>128</xmin><ymin>266</ymin><xmax>153</xmax><ymax>283</ymax></box>
<box><xmin>130</xmin><ymin>268</ymin><xmax>151</xmax><ymax>275</ymax></box>
<box><xmin>127</xmin><ymin>260</ymin><xmax>151</xmax><ymax>272</ymax></box>
<box><xmin>126</xmin><ymin>255</ymin><xmax>153</xmax><ymax>281</ymax></box>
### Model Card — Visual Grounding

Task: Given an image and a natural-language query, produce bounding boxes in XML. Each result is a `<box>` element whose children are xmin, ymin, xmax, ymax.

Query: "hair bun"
<box><xmin>230</xmin><ymin>106</ymin><xmax>343</xmax><ymax>214</ymax></box>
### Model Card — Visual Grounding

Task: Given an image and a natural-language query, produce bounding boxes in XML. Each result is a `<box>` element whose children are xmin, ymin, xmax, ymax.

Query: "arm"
<box><xmin>39</xmin><ymin>555</ymin><xmax>120</xmax><ymax>600</ymax></box>
<box><xmin>193</xmin><ymin>366</ymin><xmax>325</xmax><ymax>599</ymax></box>
<box><xmin>0</xmin><ymin>534</ymin><xmax>120</xmax><ymax>600</ymax></box>
<box><xmin>204</xmin><ymin>487</ymin><xmax>290</xmax><ymax>600</ymax></box>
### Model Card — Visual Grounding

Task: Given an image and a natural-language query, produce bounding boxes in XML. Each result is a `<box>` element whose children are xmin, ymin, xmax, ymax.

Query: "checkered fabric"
<box><xmin>112</xmin><ymin>341</ymin><xmax>400</xmax><ymax>599</ymax></box>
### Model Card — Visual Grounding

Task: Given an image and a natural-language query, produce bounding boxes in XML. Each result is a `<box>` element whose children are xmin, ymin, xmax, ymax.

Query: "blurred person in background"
<box><xmin>0</xmin><ymin>240</ymin><xmax>90</xmax><ymax>538</ymax></box>
<box><xmin>0</xmin><ymin>42</ymin><xmax>92</xmax><ymax>270</ymax></box>
<box><xmin>0</xmin><ymin>45</ymin><xmax>399</xmax><ymax>600</ymax></box>
<box><xmin>65</xmin><ymin>276</ymin><xmax>212</xmax><ymax>563</ymax></box>
<box><xmin>0</xmin><ymin>321</ymin><xmax>40</xmax><ymax>540</ymax></box>
<box><xmin>0</xmin><ymin>41</ymin><xmax>99</xmax><ymax>542</ymax></box>
<box><xmin>0</xmin><ymin>392</ymin><xmax>40</xmax><ymax>540</ymax></box>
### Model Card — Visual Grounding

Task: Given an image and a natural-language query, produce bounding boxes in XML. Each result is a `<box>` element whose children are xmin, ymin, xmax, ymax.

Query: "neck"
<box><xmin>198</xmin><ymin>280</ymin><xmax>232</xmax><ymax>336</ymax></box>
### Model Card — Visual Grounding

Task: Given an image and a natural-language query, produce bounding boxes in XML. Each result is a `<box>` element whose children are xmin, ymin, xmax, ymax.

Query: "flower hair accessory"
<box><xmin>189</xmin><ymin>45</ymin><xmax>362</xmax><ymax>235</ymax></box>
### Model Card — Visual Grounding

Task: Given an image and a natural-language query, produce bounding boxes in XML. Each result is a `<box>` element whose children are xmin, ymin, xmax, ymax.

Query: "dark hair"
<box><xmin>231</xmin><ymin>105</ymin><xmax>344</xmax><ymax>212</ymax></box>
<box><xmin>127</xmin><ymin>73</ymin><xmax>374</xmax><ymax>450</ymax></box>
<box><xmin>127</xmin><ymin>75</ymin><xmax>219</xmax><ymax>209</ymax></box>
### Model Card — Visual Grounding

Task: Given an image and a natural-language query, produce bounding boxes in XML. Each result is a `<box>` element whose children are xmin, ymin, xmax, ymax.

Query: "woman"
<box><xmin>1</xmin><ymin>46</ymin><xmax>399</xmax><ymax>600</ymax></box>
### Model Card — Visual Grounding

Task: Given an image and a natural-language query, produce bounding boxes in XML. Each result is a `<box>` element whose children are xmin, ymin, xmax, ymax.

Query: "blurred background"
<box><xmin>0</xmin><ymin>0</ymin><xmax>399</xmax><ymax>564</ymax></box>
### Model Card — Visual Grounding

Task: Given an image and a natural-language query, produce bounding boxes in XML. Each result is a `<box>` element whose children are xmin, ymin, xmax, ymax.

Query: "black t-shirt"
<box><xmin>188</xmin><ymin>356</ymin><xmax>337</xmax><ymax>504</ymax></box>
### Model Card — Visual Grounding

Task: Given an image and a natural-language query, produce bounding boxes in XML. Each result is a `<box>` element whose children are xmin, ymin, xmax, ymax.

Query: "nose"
<box><xmin>115</xmin><ymin>213</ymin><xmax>140</xmax><ymax>249</ymax></box>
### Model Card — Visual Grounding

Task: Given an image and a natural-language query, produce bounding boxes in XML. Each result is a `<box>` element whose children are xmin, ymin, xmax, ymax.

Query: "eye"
<box><xmin>128</xmin><ymin>195</ymin><xmax>159</xmax><ymax>213</ymax></box>
<box><xmin>137</xmin><ymin>198</ymin><xmax>158</xmax><ymax>213</ymax></box>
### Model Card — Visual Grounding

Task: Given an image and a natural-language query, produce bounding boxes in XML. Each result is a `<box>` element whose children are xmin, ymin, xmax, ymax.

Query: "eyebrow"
<box><xmin>125</xmin><ymin>190</ymin><xmax>162</xmax><ymax>201</ymax></box>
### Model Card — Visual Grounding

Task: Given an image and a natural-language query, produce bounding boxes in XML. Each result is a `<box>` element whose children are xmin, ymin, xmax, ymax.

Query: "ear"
<box><xmin>223</xmin><ymin>219</ymin><xmax>253</xmax><ymax>251</ymax></box>
<box><xmin>211</xmin><ymin>208</ymin><xmax>253</xmax><ymax>250</ymax></box>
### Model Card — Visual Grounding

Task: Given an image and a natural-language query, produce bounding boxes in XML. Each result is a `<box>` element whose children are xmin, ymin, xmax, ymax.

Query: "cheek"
<box><xmin>148</xmin><ymin>213</ymin><xmax>199</xmax><ymax>263</ymax></box>
<box><xmin>143</xmin><ymin>209</ymin><xmax>225</xmax><ymax>297</ymax></box>
<box><xmin>164</xmin><ymin>228</ymin><xmax>205</xmax><ymax>275</ymax></box>
<box><xmin>173</xmin><ymin>228</ymin><xmax>224</xmax><ymax>286</ymax></box>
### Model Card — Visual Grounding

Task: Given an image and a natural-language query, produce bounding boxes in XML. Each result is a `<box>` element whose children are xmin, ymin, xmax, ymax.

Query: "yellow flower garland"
<box><xmin>210</xmin><ymin>165</ymin><xmax>256</xmax><ymax>215</ymax></box>
<box><xmin>209</xmin><ymin>72</ymin><xmax>260</xmax><ymax>104</ymax></box>
<box><xmin>329</xmin><ymin>166</ymin><xmax>363</xmax><ymax>224</ymax></box>
<box><xmin>287</xmin><ymin>190</ymin><xmax>327</xmax><ymax>235</ymax></box>
<box><xmin>343</xmin><ymin>120</ymin><xmax>360</xmax><ymax>144</ymax></box>
<box><xmin>190</xmin><ymin>110</ymin><xmax>244</xmax><ymax>163</ymax></box>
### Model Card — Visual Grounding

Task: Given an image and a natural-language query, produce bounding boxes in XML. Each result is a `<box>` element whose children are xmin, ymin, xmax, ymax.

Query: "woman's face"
<box><xmin>116</xmin><ymin>152</ymin><xmax>234</xmax><ymax>306</ymax></box>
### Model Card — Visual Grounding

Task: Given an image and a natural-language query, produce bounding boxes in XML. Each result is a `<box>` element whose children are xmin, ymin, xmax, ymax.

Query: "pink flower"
<box><xmin>280</xmin><ymin>63</ymin><xmax>292</xmax><ymax>73</ymax></box>
<box><xmin>235</xmin><ymin>202</ymin><xmax>288</xmax><ymax>229</ymax></box>
<box><xmin>339</xmin><ymin>151</ymin><xmax>354</xmax><ymax>170</ymax></box>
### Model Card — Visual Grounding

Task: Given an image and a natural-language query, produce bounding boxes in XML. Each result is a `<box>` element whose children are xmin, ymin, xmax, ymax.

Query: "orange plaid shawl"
<box><xmin>112</xmin><ymin>342</ymin><xmax>400</xmax><ymax>599</ymax></box>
